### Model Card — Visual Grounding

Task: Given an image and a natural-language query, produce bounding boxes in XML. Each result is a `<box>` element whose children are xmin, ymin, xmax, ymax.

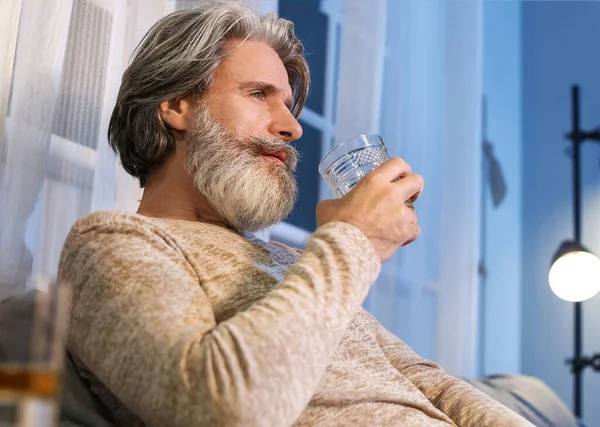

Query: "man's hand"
<box><xmin>316</xmin><ymin>157</ymin><xmax>423</xmax><ymax>263</ymax></box>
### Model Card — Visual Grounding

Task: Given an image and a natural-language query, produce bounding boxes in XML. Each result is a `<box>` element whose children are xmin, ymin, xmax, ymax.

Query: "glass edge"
<box><xmin>318</xmin><ymin>134</ymin><xmax>385</xmax><ymax>175</ymax></box>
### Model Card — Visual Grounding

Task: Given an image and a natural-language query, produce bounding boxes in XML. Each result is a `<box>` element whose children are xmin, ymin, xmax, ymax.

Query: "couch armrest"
<box><xmin>464</xmin><ymin>374</ymin><xmax>579</xmax><ymax>427</ymax></box>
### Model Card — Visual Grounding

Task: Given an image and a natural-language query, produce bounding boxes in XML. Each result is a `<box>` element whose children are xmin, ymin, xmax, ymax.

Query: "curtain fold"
<box><xmin>0</xmin><ymin>0</ymin><xmax>149</xmax><ymax>298</ymax></box>
<box><xmin>0</xmin><ymin>0</ymin><xmax>73</xmax><ymax>298</ymax></box>
<box><xmin>333</xmin><ymin>0</ymin><xmax>387</xmax><ymax>145</ymax></box>
<box><xmin>436</xmin><ymin>0</ymin><xmax>483</xmax><ymax>377</ymax></box>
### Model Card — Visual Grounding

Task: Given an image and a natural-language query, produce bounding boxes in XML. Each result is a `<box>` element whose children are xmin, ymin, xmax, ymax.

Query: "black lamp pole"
<box><xmin>564</xmin><ymin>84</ymin><xmax>600</xmax><ymax>418</ymax></box>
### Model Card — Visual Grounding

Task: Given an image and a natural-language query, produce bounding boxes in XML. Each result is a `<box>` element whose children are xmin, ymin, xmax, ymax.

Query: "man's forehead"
<box><xmin>218</xmin><ymin>39</ymin><xmax>293</xmax><ymax>96</ymax></box>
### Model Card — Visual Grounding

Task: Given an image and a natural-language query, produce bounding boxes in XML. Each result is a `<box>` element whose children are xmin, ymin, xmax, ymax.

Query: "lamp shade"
<box><xmin>549</xmin><ymin>240</ymin><xmax>600</xmax><ymax>302</ymax></box>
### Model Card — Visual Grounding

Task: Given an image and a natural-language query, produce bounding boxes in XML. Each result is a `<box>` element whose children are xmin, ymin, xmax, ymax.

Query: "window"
<box><xmin>279</xmin><ymin>0</ymin><xmax>328</xmax><ymax>116</ymax></box>
<box><xmin>288</xmin><ymin>123</ymin><xmax>321</xmax><ymax>231</ymax></box>
<box><xmin>271</xmin><ymin>0</ymin><xmax>343</xmax><ymax>246</ymax></box>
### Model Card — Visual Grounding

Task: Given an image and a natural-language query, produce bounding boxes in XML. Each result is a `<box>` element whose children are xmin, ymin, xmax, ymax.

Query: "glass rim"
<box><xmin>318</xmin><ymin>134</ymin><xmax>385</xmax><ymax>175</ymax></box>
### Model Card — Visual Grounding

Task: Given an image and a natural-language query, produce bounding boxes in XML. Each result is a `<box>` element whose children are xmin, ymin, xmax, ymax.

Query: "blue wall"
<box><xmin>481</xmin><ymin>0</ymin><xmax>522</xmax><ymax>376</ymax></box>
<box><xmin>521</xmin><ymin>2</ymin><xmax>600</xmax><ymax>425</ymax></box>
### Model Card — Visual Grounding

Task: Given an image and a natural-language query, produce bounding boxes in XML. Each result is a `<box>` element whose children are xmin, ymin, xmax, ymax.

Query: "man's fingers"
<box><xmin>395</xmin><ymin>173</ymin><xmax>424</xmax><ymax>204</ymax></box>
<box><xmin>372</xmin><ymin>157</ymin><xmax>412</xmax><ymax>183</ymax></box>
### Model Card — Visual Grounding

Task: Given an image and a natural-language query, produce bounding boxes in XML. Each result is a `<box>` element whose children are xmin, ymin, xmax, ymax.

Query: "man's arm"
<box><xmin>364</xmin><ymin>310</ymin><xmax>534</xmax><ymax>427</ymax></box>
<box><xmin>59</xmin><ymin>216</ymin><xmax>380</xmax><ymax>427</ymax></box>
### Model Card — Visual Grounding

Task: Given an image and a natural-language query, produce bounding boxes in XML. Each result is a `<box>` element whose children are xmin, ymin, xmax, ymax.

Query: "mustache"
<box><xmin>242</xmin><ymin>133</ymin><xmax>299</xmax><ymax>171</ymax></box>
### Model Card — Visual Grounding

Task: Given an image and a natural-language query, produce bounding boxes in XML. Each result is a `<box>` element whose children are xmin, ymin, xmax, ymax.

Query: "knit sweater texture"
<box><xmin>58</xmin><ymin>211</ymin><xmax>532</xmax><ymax>427</ymax></box>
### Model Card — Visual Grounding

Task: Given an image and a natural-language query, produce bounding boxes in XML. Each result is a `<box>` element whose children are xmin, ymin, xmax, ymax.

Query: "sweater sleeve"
<box><xmin>59</xmin><ymin>216</ymin><xmax>380</xmax><ymax>427</ymax></box>
<box><xmin>364</xmin><ymin>310</ymin><xmax>534</xmax><ymax>427</ymax></box>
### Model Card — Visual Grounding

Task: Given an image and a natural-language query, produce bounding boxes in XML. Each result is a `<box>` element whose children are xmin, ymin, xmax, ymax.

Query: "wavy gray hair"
<box><xmin>108</xmin><ymin>1</ymin><xmax>309</xmax><ymax>187</ymax></box>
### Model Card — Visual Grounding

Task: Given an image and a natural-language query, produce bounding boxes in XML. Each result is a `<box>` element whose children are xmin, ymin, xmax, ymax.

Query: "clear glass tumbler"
<box><xmin>0</xmin><ymin>276</ymin><xmax>69</xmax><ymax>427</ymax></box>
<box><xmin>318</xmin><ymin>134</ymin><xmax>415</xmax><ymax>210</ymax></box>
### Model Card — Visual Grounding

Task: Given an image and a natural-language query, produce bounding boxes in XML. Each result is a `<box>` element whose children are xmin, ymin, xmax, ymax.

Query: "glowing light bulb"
<box><xmin>549</xmin><ymin>250</ymin><xmax>600</xmax><ymax>302</ymax></box>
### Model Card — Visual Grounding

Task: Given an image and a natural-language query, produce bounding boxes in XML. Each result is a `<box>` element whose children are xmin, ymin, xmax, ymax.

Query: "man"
<box><xmin>58</xmin><ymin>2</ymin><xmax>532</xmax><ymax>426</ymax></box>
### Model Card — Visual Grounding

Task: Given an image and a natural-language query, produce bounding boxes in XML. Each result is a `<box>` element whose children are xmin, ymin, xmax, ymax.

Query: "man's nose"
<box><xmin>268</xmin><ymin>106</ymin><xmax>303</xmax><ymax>142</ymax></box>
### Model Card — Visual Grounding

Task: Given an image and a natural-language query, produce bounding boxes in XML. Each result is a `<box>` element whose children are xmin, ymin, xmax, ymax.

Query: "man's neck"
<box><xmin>136</xmin><ymin>151</ymin><xmax>228</xmax><ymax>228</ymax></box>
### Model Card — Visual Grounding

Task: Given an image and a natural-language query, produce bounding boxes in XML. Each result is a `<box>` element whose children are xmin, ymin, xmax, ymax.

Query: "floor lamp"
<box><xmin>548</xmin><ymin>84</ymin><xmax>600</xmax><ymax>419</ymax></box>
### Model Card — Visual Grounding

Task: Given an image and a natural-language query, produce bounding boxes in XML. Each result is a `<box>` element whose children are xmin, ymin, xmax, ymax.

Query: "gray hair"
<box><xmin>108</xmin><ymin>0</ymin><xmax>309</xmax><ymax>187</ymax></box>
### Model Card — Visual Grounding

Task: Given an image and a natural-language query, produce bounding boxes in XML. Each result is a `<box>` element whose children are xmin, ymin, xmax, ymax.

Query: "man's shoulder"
<box><xmin>58</xmin><ymin>211</ymin><xmax>206</xmax><ymax>290</ymax></box>
<box><xmin>68</xmin><ymin>210</ymin><xmax>152</xmax><ymax>236</ymax></box>
<box><xmin>62</xmin><ymin>210</ymin><xmax>244</xmax><ymax>260</ymax></box>
<box><xmin>61</xmin><ymin>210</ymin><xmax>179</xmax><ymax>262</ymax></box>
<box><xmin>66</xmin><ymin>210</ymin><xmax>206</xmax><ymax>242</ymax></box>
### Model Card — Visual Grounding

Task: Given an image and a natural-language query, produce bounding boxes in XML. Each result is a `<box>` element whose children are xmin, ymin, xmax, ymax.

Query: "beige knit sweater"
<box><xmin>58</xmin><ymin>211</ymin><xmax>532</xmax><ymax>427</ymax></box>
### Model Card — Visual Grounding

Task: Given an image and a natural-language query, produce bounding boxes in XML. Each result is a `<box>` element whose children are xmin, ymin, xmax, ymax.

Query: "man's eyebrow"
<box><xmin>238</xmin><ymin>80</ymin><xmax>293</xmax><ymax>110</ymax></box>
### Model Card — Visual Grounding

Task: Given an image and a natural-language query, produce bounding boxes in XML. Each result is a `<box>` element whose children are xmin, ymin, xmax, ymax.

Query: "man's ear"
<box><xmin>158</xmin><ymin>97</ymin><xmax>194</xmax><ymax>131</ymax></box>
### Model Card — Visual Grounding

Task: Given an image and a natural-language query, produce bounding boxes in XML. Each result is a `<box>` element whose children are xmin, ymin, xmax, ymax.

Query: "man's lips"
<box><xmin>261</xmin><ymin>151</ymin><xmax>288</xmax><ymax>165</ymax></box>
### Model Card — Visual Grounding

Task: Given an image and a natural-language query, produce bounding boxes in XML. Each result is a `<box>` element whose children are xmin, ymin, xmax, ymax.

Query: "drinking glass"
<box><xmin>0</xmin><ymin>276</ymin><xmax>69</xmax><ymax>427</ymax></box>
<box><xmin>318</xmin><ymin>134</ymin><xmax>415</xmax><ymax>210</ymax></box>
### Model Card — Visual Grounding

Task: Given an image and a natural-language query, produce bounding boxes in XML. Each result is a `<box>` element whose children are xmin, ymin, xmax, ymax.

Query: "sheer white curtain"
<box><xmin>0</xmin><ymin>0</ymin><xmax>151</xmax><ymax>299</ymax></box>
<box><xmin>0</xmin><ymin>0</ymin><xmax>74</xmax><ymax>298</ymax></box>
<box><xmin>335</xmin><ymin>0</ymin><xmax>483</xmax><ymax>377</ymax></box>
<box><xmin>333</xmin><ymin>0</ymin><xmax>387</xmax><ymax>145</ymax></box>
<box><xmin>435</xmin><ymin>0</ymin><xmax>484</xmax><ymax>377</ymax></box>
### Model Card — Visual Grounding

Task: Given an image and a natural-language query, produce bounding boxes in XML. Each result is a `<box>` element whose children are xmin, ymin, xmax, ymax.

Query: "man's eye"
<box><xmin>251</xmin><ymin>91</ymin><xmax>266</xmax><ymax>100</ymax></box>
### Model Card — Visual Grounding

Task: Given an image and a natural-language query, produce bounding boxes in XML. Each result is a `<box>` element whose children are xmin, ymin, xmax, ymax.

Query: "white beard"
<box><xmin>185</xmin><ymin>105</ymin><xmax>299</xmax><ymax>233</ymax></box>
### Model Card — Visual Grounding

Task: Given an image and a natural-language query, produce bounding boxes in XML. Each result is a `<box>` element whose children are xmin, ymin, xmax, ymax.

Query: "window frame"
<box><xmin>268</xmin><ymin>0</ymin><xmax>344</xmax><ymax>248</ymax></box>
